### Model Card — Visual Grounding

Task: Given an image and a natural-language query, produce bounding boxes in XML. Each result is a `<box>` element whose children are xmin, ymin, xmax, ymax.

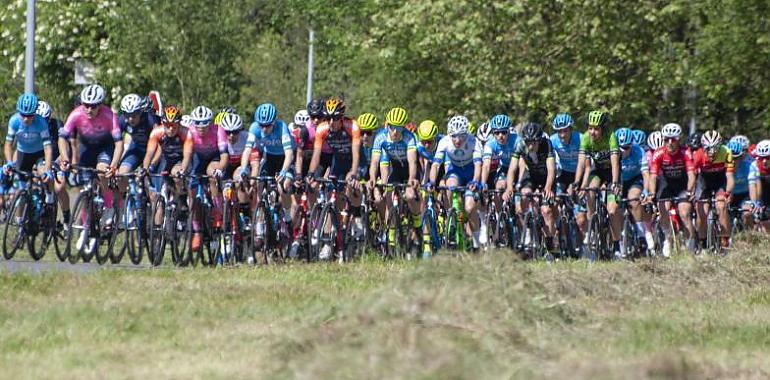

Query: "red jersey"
<box><xmin>313</xmin><ymin>117</ymin><xmax>361</xmax><ymax>155</ymax></box>
<box><xmin>650</xmin><ymin>146</ymin><xmax>695</xmax><ymax>180</ymax></box>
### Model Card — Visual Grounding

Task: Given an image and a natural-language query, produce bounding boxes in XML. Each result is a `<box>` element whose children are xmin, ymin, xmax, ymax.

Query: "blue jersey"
<box><xmin>119</xmin><ymin>112</ymin><xmax>159</xmax><ymax>151</ymax></box>
<box><xmin>482</xmin><ymin>134</ymin><xmax>519</xmax><ymax>169</ymax></box>
<box><xmin>6</xmin><ymin>113</ymin><xmax>51</xmax><ymax>153</ymax></box>
<box><xmin>246</xmin><ymin>120</ymin><xmax>294</xmax><ymax>156</ymax></box>
<box><xmin>733</xmin><ymin>156</ymin><xmax>752</xmax><ymax>195</ymax></box>
<box><xmin>550</xmin><ymin>131</ymin><xmax>581</xmax><ymax>173</ymax></box>
<box><xmin>620</xmin><ymin>144</ymin><xmax>647</xmax><ymax>182</ymax></box>
<box><xmin>416</xmin><ymin>134</ymin><xmax>443</xmax><ymax>161</ymax></box>
<box><xmin>373</xmin><ymin>128</ymin><xmax>418</xmax><ymax>167</ymax></box>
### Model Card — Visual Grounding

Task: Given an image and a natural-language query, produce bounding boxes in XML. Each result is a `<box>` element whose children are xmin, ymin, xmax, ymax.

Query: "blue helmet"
<box><xmin>254</xmin><ymin>103</ymin><xmax>277</xmax><ymax>125</ymax></box>
<box><xmin>615</xmin><ymin>127</ymin><xmax>633</xmax><ymax>147</ymax></box>
<box><xmin>631</xmin><ymin>129</ymin><xmax>647</xmax><ymax>147</ymax></box>
<box><xmin>552</xmin><ymin>113</ymin><xmax>574</xmax><ymax>130</ymax></box>
<box><xmin>727</xmin><ymin>140</ymin><xmax>743</xmax><ymax>158</ymax></box>
<box><xmin>489</xmin><ymin>114</ymin><xmax>512</xmax><ymax>132</ymax></box>
<box><xmin>16</xmin><ymin>93</ymin><xmax>38</xmax><ymax>115</ymax></box>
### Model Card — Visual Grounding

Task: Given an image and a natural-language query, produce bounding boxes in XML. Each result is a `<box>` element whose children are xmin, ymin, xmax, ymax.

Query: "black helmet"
<box><xmin>521</xmin><ymin>122</ymin><xmax>543</xmax><ymax>141</ymax></box>
<box><xmin>307</xmin><ymin>98</ymin><xmax>325</xmax><ymax>118</ymax></box>
<box><xmin>687</xmin><ymin>132</ymin><xmax>703</xmax><ymax>150</ymax></box>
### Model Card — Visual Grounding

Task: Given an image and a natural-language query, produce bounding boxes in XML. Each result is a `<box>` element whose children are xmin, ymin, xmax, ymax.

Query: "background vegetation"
<box><xmin>1</xmin><ymin>0</ymin><xmax>769</xmax><ymax>138</ymax></box>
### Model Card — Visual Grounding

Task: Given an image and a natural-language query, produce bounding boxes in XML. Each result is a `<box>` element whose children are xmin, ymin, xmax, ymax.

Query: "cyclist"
<box><xmin>728</xmin><ymin>140</ymin><xmax>753</xmax><ymax>230</ymax></box>
<box><xmin>476</xmin><ymin>121</ymin><xmax>492</xmax><ymax>146</ymax></box>
<box><xmin>646</xmin><ymin>123</ymin><xmax>697</xmax><ymax>256</ymax></box>
<box><xmin>429</xmin><ymin>115</ymin><xmax>483</xmax><ymax>251</ymax></box>
<box><xmin>572</xmin><ymin>111</ymin><xmax>622</xmax><ymax>257</ymax></box>
<box><xmin>691</xmin><ymin>130</ymin><xmax>734</xmax><ymax>249</ymax></box>
<box><xmin>357</xmin><ymin>113</ymin><xmax>378</xmax><ymax>183</ymax></box>
<box><xmin>416</xmin><ymin>120</ymin><xmax>443</xmax><ymax>184</ymax></box>
<box><xmin>118</xmin><ymin>94</ymin><xmax>160</xmax><ymax>173</ymax></box>
<box><xmin>368</xmin><ymin>107</ymin><xmax>421</xmax><ymax>249</ymax></box>
<box><xmin>615</xmin><ymin>128</ymin><xmax>651</xmax><ymax>257</ymax></box>
<box><xmin>302</xmin><ymin>98</ymin><xmax>334</xmax><ymax>178</ymax></box>
<box><xmin>291</xmin><ymin>109</ymin><xmax>313</xmax><ymax>178</ymax></box>
<box><xmin>506</xmin><ymin>122</ymin><xmax>558</xmax><ymax>252</ymax></box>
<box><xmin>480</xmin><ymin>115</ymin><xmax>516</xmax><ymax>247</ymax></box>
<box><xmin>143</xmin><ymin>105</ymin><xmax>190</xmax><ymax>207</ymax></box>
<box><xmin>686</xmin><ymin>132</ymin><xmax>703</xmax><ymax>156</ymax></box>
<box><xmin>36</xmin><ymin>100</ymin><xmax>71</xmax><ymax>226</ymax></box>
<box><xmin>218</xmin><ymin>113</ymin><xmax>251</xmax><ymax>223</ymax></box>
<box><xmin>59</xmin><ymin>84</ymin><xmax>124</xmax><ymax>249</ymax></box>
<box><xmin>549</xmin><ymin>113</ymin><xmax>581</xmax><ymax>193</ymax></box>
<box><xmin>748</xmin><ymin>140</ymin><xmax>770</xmax><ymax>231</ymax></box>
<box><xmin>307</xmin><ymin>97</ymin><xmax>364</xmax><ymax>259</ymax></box>
<box><xmin>181</xmin><ymin>105</ymin><xmax>228</xmax><ymax>251</ymax></box>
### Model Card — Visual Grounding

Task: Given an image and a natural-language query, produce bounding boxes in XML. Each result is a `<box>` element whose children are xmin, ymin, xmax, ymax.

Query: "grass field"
<box><xmin>2</xmin><ymin>236</ymin><xmax>770</xmax><ymax>379</ymax></box>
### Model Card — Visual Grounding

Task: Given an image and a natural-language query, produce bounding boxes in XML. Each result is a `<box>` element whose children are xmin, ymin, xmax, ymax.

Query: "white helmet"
<box><xmin>701</xmin><ymin>130</ymin><xmax>722</xmax><ymax>149</ymax></box>
<box><xmin>120</xmin><ymin>94</ymin><xmax>144</xmax><ymax>114</ymax></box>
<box><xmin>447</xmin><ymin>115</ymin><xmax>469</xmax><ymax>136</ymax></box>
<box><xmin>729</xmin><ymin>135</ymin><xmax>750</xmax><ymax>151</ymax></box>
<box><xmin>661</xmin><ymin>123</ymin><xmax>682</xmax><ymax>138</ymax></box>
<box><xmin>756</xmin><ymin>140</ymin><xmax>770</xmax><ymax>158</ymax></box>
<box><xmin>190</xmin><ymin>105</ymin><xmax>213</xmax><ymax>124</ymax></box>
<box><xmin>647</xmin><ymin>131</ymin><xmax>664</xmax><ymax>150</ymax></box>
<box><xmin>294</xmin><ymin>109</ymin><xmax>310</xmax><ymax>127</ymax></box>
<box><xmin>181</xmin><ymin>115</ymin><xmax>192</xmax><ymax>128</ymax></box>
<box><xmin>36</xmin><ymin>100</ymin><xmax>52</xmax><ymax>119</ymax></box>
<box><xmin>476</xmin><ymin>121</ymin><xmax>492</xmax><ymax>143</ymax></box>
<box><xmin>80</xmin><ymin>84</ymin><xmax>106</xmax><ymax>105</ymax></box>
<box><xmin>220</xmin><ymin>113</ymin><xmax>243</xmax><ymax>132</ymax></box>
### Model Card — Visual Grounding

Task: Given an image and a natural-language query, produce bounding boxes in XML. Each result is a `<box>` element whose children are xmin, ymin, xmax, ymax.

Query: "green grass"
<box><xmin>2</xmin><ymin>242</ymin><xmax>770</xmax><ymax>379</ymax></box>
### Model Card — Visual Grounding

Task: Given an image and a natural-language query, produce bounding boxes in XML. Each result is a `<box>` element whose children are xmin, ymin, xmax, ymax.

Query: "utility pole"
<box><xmin>306</xmin><ymin>29</ymin><xmax>314</xmax><ymax>105</ymax></box>
<box><xmin>24</xmin><ymin>0</ymin><xmax>36</xmax><ymax>93</ymax></box>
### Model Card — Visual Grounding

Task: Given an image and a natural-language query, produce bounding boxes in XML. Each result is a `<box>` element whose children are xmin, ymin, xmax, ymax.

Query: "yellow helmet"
<box><xmin>416</xmin><ymin>120</ymin><xmax>438</xmax><ymax>141</ymax></box>
<box><xmin>385</xmin><ymin>107</ymin><xmax>408</xmax><ymax>127</ymax></box>
<box><xmin>357</xmin><ymin>113</ymin><xmax>379</xmax><ymax>131</ymax></box>
<box><xmin>467</xmin><ymin>121</ymin><xmax>478</xmax><ymax>135</ymax></box>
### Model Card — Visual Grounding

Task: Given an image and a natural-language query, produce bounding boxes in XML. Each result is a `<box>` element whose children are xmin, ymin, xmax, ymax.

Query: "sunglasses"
<box><xmin>664</xmin><ymin>137</ymin><xmax>679</xmax><ymax>142</ymax></box>
<box><xmin>362</xmin><ymin>131</ymin><xmax>373</xmax><ymax>137</ymax></box>
<box><xmin>194</xmin><ymin>120</ymin><xmax>210</xmax><ymax>127</ymax></box>
<box><xmin>20</xmin><ymin>113</ymin><xmax>36</xmax><ymax>118</ymax></box>
<box><xmin>493</xmin><ymin>130</ymin><xmax>507</xmax><ymax>136</ymax></box>
<box><xmin>126</xmin><ymin>111</ymin><xmax>141</xmax><ymax>118</ymax></box>
<box><xmin>620</xmin><ymin>144</ymin><xmax>631</xmax><ymax>150</ymax></box>
<box><xmin>226</xmin><ymin>130</ymin><xmax>241</xmax><ymax>136</ymax></box>
<box><xmin>525</xmin><ymin>139</ymin><xmax>539</xmax><ymax>145</ymax></box>
<box><xmin>259</xmin><ymin>122</ymin><xmax>273</xmax><ymax>128</ymax></box>
<box><xmin>450</xmin><ymin>134</ymin><xmax>466</xmax><ymax>139</ymax></box>
<box><xmin>83</xmin><ymin>103</ymin><xmax>101</xmax><ymax>110</ymax></box>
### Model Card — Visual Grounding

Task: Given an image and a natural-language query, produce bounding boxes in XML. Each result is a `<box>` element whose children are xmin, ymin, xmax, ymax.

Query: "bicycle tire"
<box><xmin>173</xmin><ymin>206</ymin><xmax>193</xmax><ymax>267</ymax></box>
<box><xmin>585</xmin><ymin>214</ymin><xmax>601</xmax><ymax>262</ymax></box>
<box><xmin>149</xmin><ymin>197</ymin><xmax>167</xmax><ymax>266</ymax></box>
<box><xmin>557</xmin><ymin>214</ymin><xmax>573</xmax><ymax>260</ymax></box>
<box><xmin>316</xmin><ymin>204</ymin><xmax>341</xmax><ymax>262</ymax></box>
<box><xmin>125</xmin><ymin>198</ymin><xmax>144</xmax><ymax>265</ymax></box>
<box><xmin>28</xmin><ymin>199</ymin><xmax>55</xmax><ymax>261</ymax></box>
<box><xmin>104</xmin><ymin>202</ymin><xmax>125</xmax><ymax>265</ymax></box>
<box><xmin>65</xmin><ymin>193</ymin><xmax>92</xmax><ymax>264</ymax></box>
<box><xmin>2</xmin><ymin>191</ymin><xmax>29</xmax><ymax>260</ymax></box>
<box><xmin>621</xmin><ymin>215</ymin><xmax>637</xmax><ymax>259</ymax></box>
<box><xmin>201</xmin><ymin>204</ymin><xmax>218</xmax><ymax>267</ymax></box>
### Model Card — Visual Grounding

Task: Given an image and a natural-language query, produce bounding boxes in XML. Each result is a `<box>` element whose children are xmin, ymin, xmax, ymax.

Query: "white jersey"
<box><xmin>432</xmin><ymin>134</ymin><xmax>483</xmax><ymax>168</ymax></box>
<box><xmin>226</xmin><ymin>130</ymin><xmax>250</xmax><ymax>161</ymax></box>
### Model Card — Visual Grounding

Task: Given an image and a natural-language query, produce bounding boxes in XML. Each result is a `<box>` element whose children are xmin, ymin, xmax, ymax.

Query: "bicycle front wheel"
<box><xmin>2</xmin><ymin>191</ymin><xmax>30</xmax><ymax>260</ymax></box>
<box><xmin>149</xmin><ymin>197</ymin><xmax>167</xmax><ymax>266</ymax></box>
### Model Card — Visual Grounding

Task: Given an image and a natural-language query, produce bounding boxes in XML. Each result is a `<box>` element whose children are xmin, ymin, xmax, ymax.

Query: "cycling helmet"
<box><xmin>417</xmin><ymin>120</ymin><xmax>438</xmax><ymax>141</ymax></box>
<box><xmin>729</xmin><ymin>135</ymin><xmax>750</xmax><ymax>151</ymax></box>
<box><xmin>16</xmin><ymin>93</ymin><xmax>38</xmax><ymax>115</ymax></box>
<box><xmin>476</xmin><ymin>122</ymin><xmax>492</xmax><ymax>143</ymax></box>
<box><xmin>405</xmin><ymin>122</ymin><xmax>417</xmax><ymax>134</ymax></box>
<box><xmin>490</xmin><ymin>114</ymin><xmax>512</xmax><ymax>132</ymax></box>
<box><xmin>294</xmin><ymin>109</ymin><xmax>310</xmax><ymax>127</ymax></box>
<box><xmin>467</xmin><ymin>121</ymin><xmax>478</xmax><ymax>135</ymax></box>
<box><xmin>214</xmin><ymin>107</ymin><xmax>236</xmax><ymax>126</ymax></box>
<box><xmin>552</xmin><ymin>113</ymin><xmax>574</xmax><ymax>130</ymax></box>
<box><xmin>727</xmin><ymin>141</ymin><xmax>743</xmax><ymax>158</ymax></box>
<box><xmin>161</xmin><ymin>105</ymin><xmax>182</xmax><ymax>125</ymax></box>
<box><xmin>661</xmin><ymin>123</ymin><xmax>682</xmax><ymax>138</ymax></box>
<box><xmin>586</xmin><ymin>110</ymin><xmax>609</xmax><ymax>128</ymax></box>
<box><xmin>36</xmin><ymin>100</ymin><xmax>52</xmax><ymax>119</ymax></box>
<box><xmin>307</xmin><ymin>98</ymin><xmax>325</xmax><ymax>118</ymax></box>
<box><xmin>181</xmin><ymin>115</ymin><xmax>192</xmax><ymax>128</ymax></box>
<box><xmin>220</xmin><ymin>113</ymin><xmax>243</xmax><ymax>132</ymax></box>
<box><xmin>647</xmin><ymin>131</ymin><xmax>664</xmax><ymax>150</ymax></box>
<box><xmin>687</xmin><ymin>132</ymin><xmax>702</xmax><ymax>150</ymax></box>
<box><xmin>323</xmin><ymin>97</ymin><xmax>346</xmax><ymax>119</ymax></box>
<box><xmin>120</xmin><ymin>94</ymin><xmax>144</xmax><ymax>114</ymax></box>
<box><xmin>254</xmin><ymin>103</ymin><xmax>277</xmax><ymax>125</ymax></box>
<box><xmin>190</xmin><ymin>105</ymin><xmax>213</xmax><ymax>124</ymax></box>
<box><xmin>385</xmin><ymin>107</ymin><xmax>408</xmax><ymax>127</ymax></box>
<box><xmin>701</xmin><ymin>130</ymin><xmax>722</xmax><ymax>149</ymax></box>
<box><xmin>755</xmin><ymin>140</ymin><xmax>770</xmax><ymax>158</ymax></box>
<box><xmin>80</xmin><ymin>84</ymin><xmax>105</xmax><ymax>105</ymax></box>
<box><xmin>631</xmin><ymin>129</ymin><xmax>647</xmax><ymax>146</ymax></box>
<box><xmin>357</xmin><ymin>113</ymin><xmax>379</xmax><ymax>131</ymax></box>
<box><xmin>615</xmin><ymin>127</ymin><xmax>633</xmax><ymax>147</ymax></box>
<box><xmin>447</xmin><ymin>115</ymin><xmax>469</xmax><ymax>136</ymax></box>
<box><xmin>521</xmin><ymin>122</ymin><xmax>543</xmax><ymax>142</ymax></box>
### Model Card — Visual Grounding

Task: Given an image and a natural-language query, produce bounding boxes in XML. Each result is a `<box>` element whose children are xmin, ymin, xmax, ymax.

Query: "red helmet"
<box><xmin>161</xmin><ymin>105</ymin><xmax>182</xmax><ymax>125</ymax></box>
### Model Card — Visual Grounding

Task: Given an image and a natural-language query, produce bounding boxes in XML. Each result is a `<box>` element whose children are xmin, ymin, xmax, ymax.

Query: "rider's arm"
<box><xmin>369</xmin><ymin>150</ymin><xmax>381</xmax><ymax>182</ymax></box>
<box><xmin>109</xmin><ymin>114</ymin><xmax>123</xmax><ymax>169</ymax></box>
<box><xmin>143</xmin><ymin>132</ymin><xmax>159</xmax><ymax>170</ymax></box>
<box><xmin>611</xmin><ymin>152</ymin><xmax>621</xmax><ymax>184</ymax></box>
<box><xmin>349</xmin><ymin>123</ymin><xmax>361</xmax><ymax>178</ymax></box>
<box><xmin>725</xmin><ymin>150</ymin><xmax>735</xmax><ymax>194</ymax></box>
<box><xmin>180</xmin><ymin>131</ymin><xmax>192</xmax><ymax>173</ymax></box>
<box><xmin>43</xmin><ymin>144</ymin><xmax>53</xmax><ymax>173</ymax></box>
<box><xmin>407</xmin><ymin>143</ymin><xmax>418</xmax><ymax>183</ymax></box>
<box><xmin>280</xmin><ymin>122</ymin><xmax>295</xmax><ymax>174</ymax></box>
<box><xmin>3</xmin><ymin>141</ymin><xmax>13</xmax><ymax>165</ymax></box>
<box><xmin>506</xmin><ymin>157</ymin><xmax>518</xmax><ymax>191</ymax></box>
<box><xmin>545</xmin><ymin>157</ymin><xmax>556</xmax><ymax>192</ymax></box>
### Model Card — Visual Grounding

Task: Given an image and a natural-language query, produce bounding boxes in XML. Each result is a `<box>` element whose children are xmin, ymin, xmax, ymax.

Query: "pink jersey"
<box><xmin>61</xmin><ymin>105</ymin><xmax>121</xmax><ymax>147</ymax></box>
<box><xmin>187</xmin><ymin>124</ymin><xmax>227</xmax><ymax>159</ymax></box>
<box><xmin>306</xmin><ymin>120</ymin><xmax>333</xmax><ymax>154</ymax></box>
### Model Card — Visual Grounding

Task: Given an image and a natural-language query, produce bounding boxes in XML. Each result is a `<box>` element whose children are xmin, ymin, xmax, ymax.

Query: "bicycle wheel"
<box><xmin>103</xmin><ymin>202</ymin><xmax>125</xmax><ymax>265</ymax></box>
<box><xmin>314</xmin><ymin>204</ymin><xmax>340</xmax><ymax>262</ymax></box>
<box><xmin>2</xmin><ymin>191</ymin><xmax>30</xmax><ymax>260</ymax></box>
<box><xmin>200</xmin><ymin>204</ymin><xmax>218</xmax><ymax>267</ymax></box>
<box><xmin>706</xmin><ymin>211</ymin><xmax>722</xmax><ymax>255</ymax></box>
<box><xmin>29</xmin><ymin>200</ymin><xmax>57</xmax><ymax>261</ymax></box>
<box><xmin>172</xmin><ymin>206</ymin><xmax>193</xmax><ymax>267</ymax></box>
<box><xmin>221</xmin><ymin>201</ymin><xmax>240</xmax><ymax>265</ymax></box>
<box><xmin>65</xmin><ymin>193</ymin><xmax>93</xmax><ymax>264</ymax></box>
<box><xmin>149</xmin><ymin>197</ymin><xmax>167</xmax><ymax>266</ymax></box>
<box><xmin>306</xmin><ymin>204</ymin><xmax>323</xmax><ymax>262</ymax></box>
<box><xmin>557</xmin><ymin>215</ymin><xmax>574</xmax><ymax>260</ymax></box>
<box><xmin>444</xmin><ymin>209</ymin><xmax>458</xmax><ymax>250</ymax></box>
<box><xmin>421</xmin><ymin>208</ymin><xmax>440</xmax><ymax>257</ymax></box>
<box><xmin>585</xmin><ymin>214</ymin><xmax>601</xmax><ymax>262</ymax></box>
<box><xmin>621</xmin><ymin>214</ymin><xmax>638</xmax><ymax>259</ymax></box>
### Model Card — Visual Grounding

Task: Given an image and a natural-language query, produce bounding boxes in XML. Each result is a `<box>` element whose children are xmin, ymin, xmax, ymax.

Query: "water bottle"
<box><xmin>31</xmin><ymin>193</ymin><xmax>42</xmax><ymax>218</ymax></box>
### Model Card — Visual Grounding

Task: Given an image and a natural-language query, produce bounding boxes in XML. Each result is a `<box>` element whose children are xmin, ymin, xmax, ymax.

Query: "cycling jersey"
<box><xmin>650</xmin><ymin>146</ymin><xmax>695</xmax><ymax>181</ymax></box>
<box><xmin>748</xmin><ymin>157</ymin><xmax>770</xmax><ymax>184</ymax></box>
<box><xmin>47</xmin><ymin>118</ymin><xmax>62</xmax><ymax>160</ymax></box>
<box><xmin>550</xmin><ymin>131</ymin><xmax>581</xmax><ymax>173</ymax></box>
<box><xmin>147</xmin><ymin>128</ymin><xmax>189</xmax><ymax>167</ymax></box>
<box><xmin>60</xmin><ymin>105</ymin><xmax>121</xmax><ymax>147</ymax></box>
<box><xmin>187</xmin><ymin>124</ymin><xmax>227</xmax><ymax>160</ymax></box>
<box><xmin>512</xmin><ymin>137</ymin><xmax>555</xmax><ymax>178</ymax></box>
<box><xmin>373</xmin><ymin>127</ymin><xmax>418</xmax><ymax>167</ymax></box>
<box><xmin>416</xmin><ymin>135</ymin><xmax>443</xmax><ymax>161</ymax></box>
<box><xmin>226</xmin><ymin>130</ymin><xmax>250</xmax><ymax>166</ymax></box>
<box><xmin>579</xmin><ymin>130</ymin><xmax>619</xmax><ymax>170</ymax></box>
<box><xmin>119</xmin><ymin>111</ymin><xmax>159</xmax><ymax>151</ymax></box>
<box><xmin>433</xmin><ymin>135</ymin><xmax>482</xmax><ymax>168</ymax></box>
<box><xmin>483</xmin><ymin>134</ymin><xmax>519</xmax><ymax>170</ymax></box>
<box><xmin>247</xmin><ymin>120</ymin><xmax>294</xmax><ymax>156</ymax></box>
<box><xmin>313</xmin><ymin>118</ymin><xmax>361</xmax><ymax>156</ymax></box>
<box><xmin>691</xmin><ymin>146</ymin><xmax>734</xmax><ymax>176</ymax></box>
<box><xmin>733</xmin><ymin>157</ymin><xmax>752</xmax><ymax>195</ymax></box>
<box><xmin>306</xmin><ymin>119</ymin><xmax>334</xmax><ymax>154</ymax></box>
<box><xmin>6</xmin><ymin>113</ymin><xmax>51</xmax><ymax>153</ymax></box>
<box><xmin>620</xmin><ymin>145</ymin><xmax>647</xmax><ymax>182</ymax></box>
<box><xmin>290</xmin><ymin>123</ymin><xmax>315</xmax><ymax>152</ymax></box>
